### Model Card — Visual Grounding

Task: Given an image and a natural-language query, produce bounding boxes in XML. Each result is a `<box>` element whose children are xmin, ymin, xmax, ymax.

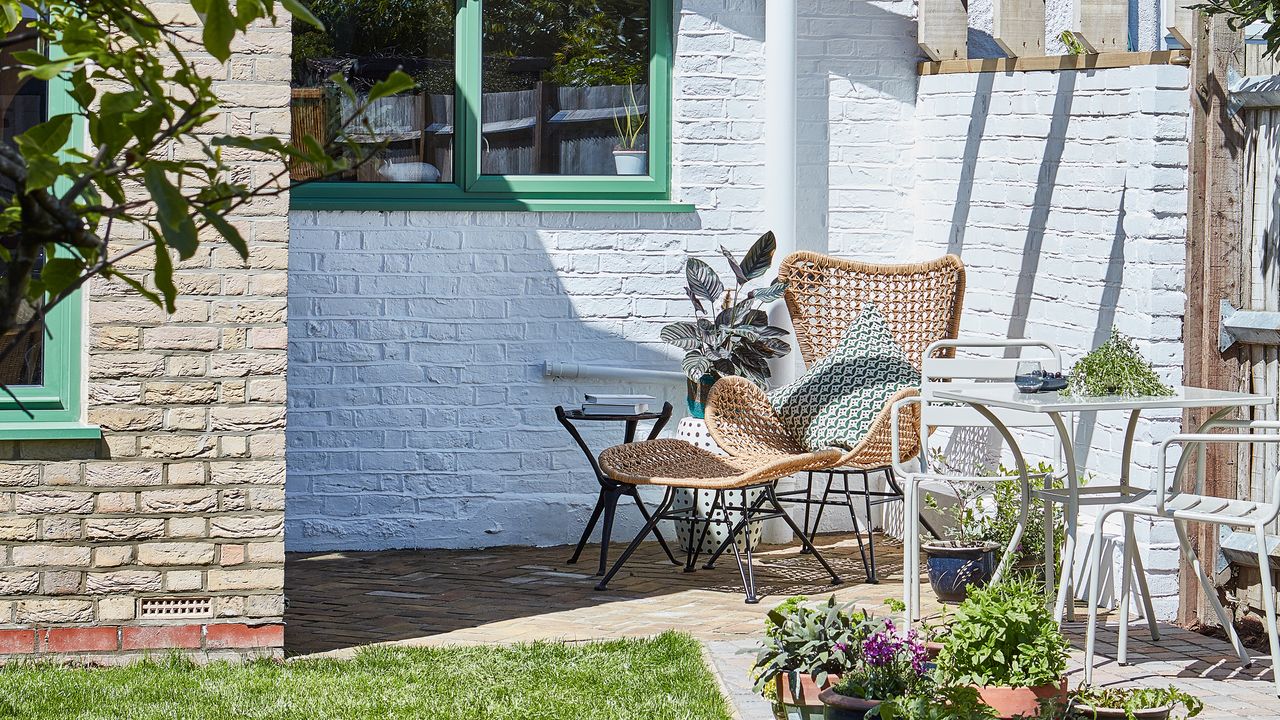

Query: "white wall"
<box><xmin>286</xmin><ymin>0</ymin><xmax>922</xmax><ymax>550</ymax></box>
<box><xmin>913</xmin><ymin>64</ymin><xmax>1192</xmax><ymax>617</ymax></box>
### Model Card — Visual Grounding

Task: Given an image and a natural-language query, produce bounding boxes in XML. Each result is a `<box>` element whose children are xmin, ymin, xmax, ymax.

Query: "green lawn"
<box><xmin>0</xmin><ymin>632</ymin><xmax>732</xmax><ymax>720</ymax></box>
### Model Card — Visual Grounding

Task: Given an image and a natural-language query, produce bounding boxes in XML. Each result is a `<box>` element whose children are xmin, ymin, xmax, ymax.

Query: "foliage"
<box><xmin>830</xmin><ymin>619</ymin><xmax>929</xmax><ymax>702</ymax></box>
<box><xmin>1194</xmin><ymin>0</ymin><xmax>1280</xmax><ymax>57</ymax></box>
<box><xmin>752</xmin><ymin>596</ymin><xmax>876</xmax><ymax>692</ymax></box>
<box><xmin>0</xmin><ymin>632</ymin><xmax>732</xmax><ymax>720</ymax></box>
<box><xmin>1066</xmin><ymin>330</ymin><xmax>1174</xmax><ymax>397</ymax></box>
<box><xmin>935</xmin><ymin>578</ymin><xmax>1070</xmax><ymax>688</ymax></box>
<box><xmin>0</xmin><ymin>1</ymin><xmax>412</xmax><ymax>384</ymax></box>
<box><xmin>613</xmin><ymin>82</ymin><xmax>647</xmax><ymax>150</ymax></box>
<box><xmin>922</xmin><ymin>451</ymin><xmax>998</xmax><ymax>549</ymax></box>
<box><xmin>662</xmin><ymin>231</ymin><xmax>792</xmax><ymax>388</ymax></box>
<box><xmin>1068</xmin><ymin>685</ymin><xmax>1203</xmax><ymax>720</ymax></box>
<box><xmin>976</xmin><ymin>461</ymin><xmax>1065</xmax><ymax>569</ymax></box>
<box><xmin>874</xmin><ymin>684</ymin><xmax>999</xmax><ymax>720</ymax></box>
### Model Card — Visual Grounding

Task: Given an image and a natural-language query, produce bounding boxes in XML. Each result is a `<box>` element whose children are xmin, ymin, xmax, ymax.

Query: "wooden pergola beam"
<box><xmin>918</xmin><ymin>0</ymin><xmax>968</xmax><ymax>61</ymax></box>
<box><xmin>994</xmin><ymin>0</ymin><xmax>1045</xmax><ymax>57</ymax></box>
<box><xmin>1073</xmin><ymin>0</ymin><xmax>1129</xmax><ymax>53</ymax></box>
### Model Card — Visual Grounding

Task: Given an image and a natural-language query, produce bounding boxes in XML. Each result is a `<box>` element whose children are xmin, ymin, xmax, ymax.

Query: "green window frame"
<box><xmin>0</xmin><ymin>40</ymin><xmax>96</xmax><ymax>440</ymax></box>
<box><xmin>291</xmin><ymin>0</ymin><xmax>692</xmax><ymax>213</ymax></box>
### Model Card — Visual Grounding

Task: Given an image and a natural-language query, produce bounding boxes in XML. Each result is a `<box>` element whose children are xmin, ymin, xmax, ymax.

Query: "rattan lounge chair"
<box><xmin>771</xmin><ymin>252</ymin><xmax>965</xmax><ymax>581</ymax></box>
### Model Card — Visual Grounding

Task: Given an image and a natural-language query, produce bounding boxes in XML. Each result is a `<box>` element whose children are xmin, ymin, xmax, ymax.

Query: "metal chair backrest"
<box><xmin>778</xmin><ymin>252</ymin><xmax>966</xmax><ymax>370</ymax></box>
<box><xmin>917</xmin><ymin>339</ymin><xmax>1063</xmax><ymax>473</ymax></box>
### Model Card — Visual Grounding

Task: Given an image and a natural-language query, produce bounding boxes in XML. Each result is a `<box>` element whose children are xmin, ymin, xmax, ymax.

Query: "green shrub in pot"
<box><xmin>752</xmin><ymin>596</ymin><xmax>875</xmax><ymax>718</ymax></box>
<box><xmin>874</xmin><ymin>685</ymin><xmax>998</xmax><ymax>720</ymax></box>
<box><xmin>1068</xmin><ymin>685</ymin><xmax>1203</xmax><ymax>720</ymax></box>
<box><xmin>935</xmin><ymin>579</ymin><xmax>1070</xmax><ymax>719</ymax></box>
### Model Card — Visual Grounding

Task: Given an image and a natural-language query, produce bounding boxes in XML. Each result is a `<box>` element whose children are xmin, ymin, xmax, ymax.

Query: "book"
<box><xmin>584</xmin><ymin>393</ymin><xmax>657</xmax><ymax>405</ymax></box>
<box><xmin>581</xmin><ymin>403</ymin><xmax>650</xmax><ymax>415</ymax></box>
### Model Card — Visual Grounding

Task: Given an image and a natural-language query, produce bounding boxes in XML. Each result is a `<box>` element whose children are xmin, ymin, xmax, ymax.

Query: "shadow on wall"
<box><xmin>286</xmin><ymin>212</ymin><xmax>703</xmax><ymax>552</ymax></box>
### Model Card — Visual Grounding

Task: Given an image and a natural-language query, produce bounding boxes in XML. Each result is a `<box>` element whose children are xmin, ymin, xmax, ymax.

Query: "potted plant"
<box><xmin>661</xmin><ymin>231</ymin><xmax>792</xmax><ymax>553</ymax></box>
<box><xmin>1068</xmin><ymin>686</ymin><xmax>1203</xmax><ymax>720</ymax></box>
<box><xmin>919</xmin><ymin>453</ymin><xmax>1002</xmax><ymax>602</ymax></box>
<box><xmin>612</xmin><ymin>82</ymin><xmax>648</xmax><ymax>175</ymax></box>
<box><xmin>873</xmin><ymin>684</ymin><xmax>998</xmax><ymax>720</ymax></box>
<box><xmin>1066</xmin><ymin>329</ymin><xmax>1174</xmax><ymax>397</ymax></box>
<box><xmin>817</xmin><ymin>619</ymin><xmax>930</xmax><ymax>720</ymax></box>
<box><xmin>753</xmin><ymin>596</ymin><xmax>875</xmax><ymax>720</ymax></box>
<box><xmin>934</xmin><ymin>579</ymin><xmax>1070</xmax><ymax>719</ymax></box>
<box><xmin>661</xmin><ymin>230</ymin><xmax>791</xmax><ymax>418</ymax></box>
<box><xmin>975</xmin><ymin>460</ymin><xmax>1064</xmax><ymax>575</ymax></box>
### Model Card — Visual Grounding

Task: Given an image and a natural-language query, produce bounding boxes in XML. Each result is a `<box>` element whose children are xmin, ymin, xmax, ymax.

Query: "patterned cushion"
<box><xmin>768</xmin><ymin>305</ymin><xmax>920</xmax><ymax>452</ymax></box>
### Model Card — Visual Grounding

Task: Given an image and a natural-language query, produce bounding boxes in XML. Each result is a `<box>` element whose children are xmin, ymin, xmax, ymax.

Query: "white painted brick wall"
<box><xmin>913</xmin><ymin>64</ymin><xmax>1191</xmax><ymax>618</ymax></box>
<box><xmin>286</xmin><ymin>0</ymin><xmax>920</xmax><ymax>550</ymax></box>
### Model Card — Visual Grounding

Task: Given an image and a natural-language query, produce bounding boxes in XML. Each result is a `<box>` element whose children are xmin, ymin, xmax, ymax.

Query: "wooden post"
<box><xmin>994</xmin><ymin>0</ymin><xmax>1045</xmax><ymax>57</ymax></box>
<box><xmin>1181</xmin><ymin>11</ymin><xmax>1248</xmax><ymax>627</ymax></box>
<box><xmin>918</xmin><ymin>0</ymin><xmax>968</xmax><ymax>61</ymax></box>
<box><xmin>1074</xmin><ymin>0</ymin><xmax>1128</xmax><ymax>53</ymax></box>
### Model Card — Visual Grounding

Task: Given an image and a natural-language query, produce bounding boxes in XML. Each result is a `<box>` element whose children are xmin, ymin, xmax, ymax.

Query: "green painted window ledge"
<box><xmin>289</xmin><ymin>193</ymin><xmax>696</xmax><ymax>214</ymax></box>
<box><xmin>0</xmin><ymin>423</ymin><xmax>102</xmax><ymax>441</ymax></box>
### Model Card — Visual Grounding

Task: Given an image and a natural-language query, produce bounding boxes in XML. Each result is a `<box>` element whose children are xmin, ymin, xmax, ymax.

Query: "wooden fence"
<box><xmin>290</xmin><ymin>83</ymin><xmax>647</xmax><ymax>181</ymax></box>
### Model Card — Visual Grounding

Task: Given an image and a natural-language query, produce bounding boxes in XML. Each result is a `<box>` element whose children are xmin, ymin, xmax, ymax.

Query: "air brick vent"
<box><xmin>138</xmin><ymin>597</ymin><xmax>213</xmax><ymax>619</ymax></box>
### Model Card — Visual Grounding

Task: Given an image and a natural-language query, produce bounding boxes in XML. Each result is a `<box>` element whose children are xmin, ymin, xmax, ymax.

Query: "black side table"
<box><xmin>556</xmin><ymin>402</ymin><xmax>679</xmax><ymax>576</ymax></box>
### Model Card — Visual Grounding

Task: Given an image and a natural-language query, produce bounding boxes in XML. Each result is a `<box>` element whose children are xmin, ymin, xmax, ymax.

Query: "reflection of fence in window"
<box><xmin>0</xmin><ymin>317</ymin><xmax>43</xmax><ymax>387</ymax></box>
<box><xmin>482</xmin><ymin>83</ymin><xmax>648</xmax><ymax>176</ymax></box>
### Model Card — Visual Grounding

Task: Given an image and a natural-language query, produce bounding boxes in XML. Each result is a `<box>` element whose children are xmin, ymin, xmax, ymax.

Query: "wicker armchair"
<box><xmin>743</xmin><ymin>252</ymin><xmax>966</xmax><ymax>581</ymax></box>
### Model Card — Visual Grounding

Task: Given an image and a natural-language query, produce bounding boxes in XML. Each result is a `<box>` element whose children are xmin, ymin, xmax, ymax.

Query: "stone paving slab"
<box><xmin>286</xmin><ymin>535</ymin><xmax>1278</xmax><ymax>718</ymax></box>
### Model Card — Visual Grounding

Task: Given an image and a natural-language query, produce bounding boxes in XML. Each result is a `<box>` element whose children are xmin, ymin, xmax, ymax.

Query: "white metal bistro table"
<box><xmin>929</xmin><ymin>384</ymin><xmax>1270</xmax><ymax>625</ymax></box>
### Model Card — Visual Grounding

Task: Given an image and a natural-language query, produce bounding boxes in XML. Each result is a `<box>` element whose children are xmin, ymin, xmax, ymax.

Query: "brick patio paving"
<box><xmin>285</xmin><ymin>534</ymin><xmax>1279</xmax><ymax>719</ymax></box>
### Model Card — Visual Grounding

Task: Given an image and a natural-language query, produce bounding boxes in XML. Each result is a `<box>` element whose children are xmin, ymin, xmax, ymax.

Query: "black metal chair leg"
<box><xmin>799</xmin><ymin>472</ymin><xmax>816</xmax><ymax>554</ymax></box>
<box><xmin>715</xmin><ymin>492</ymin><xmax>759</xmax><ymax>604</ymax></box>
<box><xmin>863</xmin><ymin>471</ymin><xmax>879</xmax><ymax>582</ymax></box>
<box><xmin>684</xmin><ymin>490</ymin><xmax>721</xmax><ymax>572</ymax></box>
<box><xmin>766</xmin><ymin>485</ymin><xmax>842</xmax><ymax>585</ymax></box>
<box><xmin>703</xmin><ymin>490</ymin><xmax>768</xmax><ymax>570</ymax></box>
<box><xmin>595</xmin><ymin>488</ymin><xmax>623</xmax><ymax>576</ymax></box>
<box><xmin>596</xmin><ymin>488</ymin><xmax>674</xmax><ymax>591</ymax></box>
<box><xmin>568</xmin><ymin>488</ymin><xmax>608</xmax><ymax>565</ymax></box>
<box><xmin>808</xmin><ymin>472</ymin><xmax>837</xmax><ymax>541</ymax></box>
<box><xmin>631</xmin><ymin>491</ymin><xmax>679</xmax><ymax>565</ymax></box>
<box><xmin>842</xmin><ymin>472</ymin><xmax>873</xmax><ymax>583</ymax></box>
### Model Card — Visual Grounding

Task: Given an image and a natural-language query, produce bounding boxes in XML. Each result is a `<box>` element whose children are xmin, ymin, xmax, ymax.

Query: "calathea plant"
<box><xmin>661</xmin><ymin>231</ymin><xmax>791</xmax><ymax>414</ymax></box>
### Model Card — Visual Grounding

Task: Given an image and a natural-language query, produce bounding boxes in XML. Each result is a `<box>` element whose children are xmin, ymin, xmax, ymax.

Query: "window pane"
<box><xmin>292</xmin><ymin>0</ymin><xmax>455</xmax><ymax>183</ymax></box>
<box><xmin>0</xmin><ymin>18</ymin><xmax>44</xmax><ymax>386</ymax></box>
<box><xmin>481</xmin><ymin>1</ymin><xmax>650</xmax><ymax>177</ymax></box>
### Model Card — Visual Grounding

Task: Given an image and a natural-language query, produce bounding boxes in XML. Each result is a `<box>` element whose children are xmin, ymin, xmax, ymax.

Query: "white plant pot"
<box><xmin>673</xmin><ymin>417</ymin><xmax>764</xmax><ymax>554</ymax></box>
<box><xmin>613</xmin><ymin>149</ymin><xmax>648</xmax><ymax>176</ymax></box>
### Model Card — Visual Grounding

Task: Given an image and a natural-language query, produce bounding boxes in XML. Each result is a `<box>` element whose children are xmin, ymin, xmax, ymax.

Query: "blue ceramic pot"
<box><xmin>922</xmin><ymin>542</ymin><xmax>999</xmax><ymax>602</ymax></box>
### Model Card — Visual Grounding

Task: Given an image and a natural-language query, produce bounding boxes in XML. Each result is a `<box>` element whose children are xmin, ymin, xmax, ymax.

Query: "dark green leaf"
<box><xmin>143</xmin><ymin>165</ymin><xmax>199</xmax><ymax>259</ymax></box>
<box><xmin>717</xmin><ymin>245</ymin><xmax>747</xmax><ymax>285</ymax></box>
<box><xmin>685</xmin><ymin>258</ymin><xmax>723</xmax><ymax>303</ymax></box>
<box><xmin>38</xmin><ymin>258</ymin><xmax>83</xmax><ymax>297</ymax></box>
<box><xmin>740</xmin><ymin>231</ymin><xmax>776</xmax><ymax>280</ymax></box>
<box><xmin>153</xmin><ymin>238</ymin><xmax>178</xmax><ymax>313</ymax></box>
<box><xmin>281</xmin><ymin>0</ymin><xmax>324</xmax><ymax>28</ymax></box>
<box><xmin>199</xmin><ymin>206</ymin><xmax>248</xmax><ymax>259</ymax></box>
<box><xmin>660</xmin><ymin>322</ymin><xmax>702</xmax><ymax>351</ymax></box>
<box><xmin>365</xmin><ymin>70</ymin><xmax>417</xmax><ymax>103</ymax></box>
<box><xmin>201</xmin><ymin>0</ymin><xmax>236</xmax><ymax>63</ymax></box>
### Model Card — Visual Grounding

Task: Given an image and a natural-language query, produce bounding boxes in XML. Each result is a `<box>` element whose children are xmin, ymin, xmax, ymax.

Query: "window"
<box><xmin>0</xmin><ymin>20</ymin><xmax>93</xmax><ymax>438</ymax></box>
<box><xmin>290</xmin><ymin>0</ymin><xmax>682</xmax><ymax>211</ymax></box>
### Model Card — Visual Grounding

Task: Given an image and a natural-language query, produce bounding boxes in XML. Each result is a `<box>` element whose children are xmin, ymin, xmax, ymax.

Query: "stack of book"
<box><xmin>580</xmin><ymin>393</ymin><xmax>657</xmax><ymax>416</ymax></box>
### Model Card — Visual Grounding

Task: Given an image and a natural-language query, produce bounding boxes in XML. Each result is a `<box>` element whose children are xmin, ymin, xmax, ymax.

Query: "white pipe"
<box><xmin>543</xmin><ymin>361</ymin><xmax>685</xmax><ymax>384</ymax></box>
<box><xmin>765</xmin><ymin>0</ymin><xmax>799</xmax><ymax>388</ymax></box>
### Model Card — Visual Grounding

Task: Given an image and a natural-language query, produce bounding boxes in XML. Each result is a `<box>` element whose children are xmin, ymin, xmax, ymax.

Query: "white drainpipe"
<box><xmin>765</xmin><ymin>0</ymin><xmax>799</xmax><ymax>389</ymax></box>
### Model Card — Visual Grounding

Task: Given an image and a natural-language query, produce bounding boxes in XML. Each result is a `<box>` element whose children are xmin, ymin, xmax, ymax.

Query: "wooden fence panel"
<box><xmin>994</xmin><ymin>0</ymin><xmax>1045</xmax><ymax>57</ymax></box>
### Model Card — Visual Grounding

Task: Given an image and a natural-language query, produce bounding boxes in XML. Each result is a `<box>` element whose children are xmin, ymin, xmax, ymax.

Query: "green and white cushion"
<box><xmin>767</xmin><ymin>304</ymin><xmax>920</xmax><ymax>452</ymax></box>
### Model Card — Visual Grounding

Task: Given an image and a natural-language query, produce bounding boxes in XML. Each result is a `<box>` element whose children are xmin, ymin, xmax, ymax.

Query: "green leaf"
<box><xmin>20</xmin><ymin>56</ymin><xmax>75</xmax><ymax>81</ymax></box>
<box><xmin>740</xmin><ymin>231</ymin><xmax>777</xmax><ymax>280</ymax></box>
<box><xmin>143</xmin><ymin>165</ymin><xmax>199</xmax><ymax>259</ymax></box>
<box><xmin>152</xmin><ymin>238</ymin><xmax>178</xmax><ymax>313</ymax></box>
<box><xmin>0</xmin><ymin>2</ymin><xmax>20</xmax><ymax>33</ymax></box>
<box><xmin>15</xmin><ymin>114</ymin><xmax>73</xmax><ymax>157</ymax></box>
<box><xmin>281</xmin><ymin>0</ymin><xmax>325</xmax><ymax>28</ymax></box>
<box><xmin>685</xmin><ymin>258</ymin><xmax>723</xmax><ymax>303</ymax></box>
<box><xmin>752</xmin><ymin>281</ymin><xmax>788</xmax><ymax>304</ymax></box>
<box><xmin>103</xmin><ymin>267</ymin><xmax>161</xmax><ymax>308</ymax></box>
<box><xmin>38</xmin><ymin>258</ymin><xmax>83</xmax><ymax>297</ymax></box>
<box><xmin>661</xmin><ymin>322</ymin><xmax>702</xmax><ymax>351</ymax></box>
<box><xmin>717</xmin><ymin>245</ymin><xmax>747</xmax><ymax>285</ymax></box>
<box><xmin>201</xmin><ymin>0</ymin><xmax>237</xmax><ymax>63</ymax></box>
<box><xmin>199</xmin><ymin>206</ymin><xmax>248</xmax><ymax>259</ymax></box>
<box><xmin>681</xmin><ymin>352</ymin><xmax>712</xmax><ymax>380</ymax></box>
<box><xmin>365</xmin><ymin>70</ymin><xmax>417</xmax><ymax>102</ymax></box>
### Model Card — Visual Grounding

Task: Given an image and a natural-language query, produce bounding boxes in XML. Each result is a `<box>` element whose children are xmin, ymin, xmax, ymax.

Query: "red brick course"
<box><xmin>205</xmin><ymin>623</ymin><xmax>284</xmax><ymax>649</ymax></box>
<box><xmin>0</xmin><ymin>629</ymin><xmax>36</xmax><ymax>654</ymax></box>
<box><xmin>121</xmin><ymin>625</ymin><xmax>203</xmax><ymax>650</ymax></box>
<box><xmin>40</xmin><ymin>627</ymin><xmax>119</xmax><ymax>653</ymax></box>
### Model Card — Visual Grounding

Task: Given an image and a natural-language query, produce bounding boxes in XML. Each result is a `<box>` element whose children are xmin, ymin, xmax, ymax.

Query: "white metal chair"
<box><xmin>1083</xmin><ymin>419</ymin><xmax>1280</xmax><ymax>697</ymax></box>
<box><xmin>892</xmin><ymin>338</ymin><xmax>1064</xmax><ymax>625</ymax></box>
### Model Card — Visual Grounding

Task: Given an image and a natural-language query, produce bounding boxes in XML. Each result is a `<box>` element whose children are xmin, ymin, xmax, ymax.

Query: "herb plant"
<box><xmin>662</xmin><ymin>231</ymin><xmax>792</xmax><ymax>388</ymax></box>
<box><xmin>935</xmin><ymin>578</ymin><xmax>1070</xmax><ymax>688</ymax></box>
<box><xmin>976</xmin><ymin>461</ymin><xmax>1065</xmax><ymax>569</ymax></box>
<box><xmin>1069</xmin><ymin>685</ymin><xmax>1203</xmax><ymax>720</ymax></box>
<box><xmin>922</xmin><ymin>451</ymin><xmax>998</xmax><ymax>549</ymax></box>
<box><xmin>875</xmin><ymin>684</ymin><xmax>999</xmax><ymax>720</ymax></box>
<box><xmin>1066</xmin><ymin>330</ymin><xmax>1173</xmax><ymax>397</ymax></box>
<box><xmin>752</xmin><ymin>596</ymin><xmax>875</xmax><ymax>693</ymax></box>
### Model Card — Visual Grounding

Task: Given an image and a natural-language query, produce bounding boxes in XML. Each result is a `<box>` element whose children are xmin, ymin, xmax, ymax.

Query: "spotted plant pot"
<box><xmin>672</xmin><ymin>417</ymin><xmax>764</xmax><ymax>554</ymax></box>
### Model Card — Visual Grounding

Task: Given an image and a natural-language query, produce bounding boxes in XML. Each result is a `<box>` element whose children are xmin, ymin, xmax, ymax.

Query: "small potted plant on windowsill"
<box><xmin>1068</xmin><ymin>686</ymin><xmax>1203</xmax><ymax>720</ymax></box>
<box><xmin>752</xmin><ymin>596</ymin><xmax>875</xmax><ymax>720</ymax></box>
<box><xmin>934</xmin><ymin>579</ymin><xmax>1070</xmax><ymax>720</ymax></box>
<box><xmin>612</xmin><ymin>82</ymin><xmax>648</xmax><ymax>175</ymax></box>
<box><xmin>817</xmin><ymin>619</ymin><xmax>930</xmax><ymax>720</ymax></box>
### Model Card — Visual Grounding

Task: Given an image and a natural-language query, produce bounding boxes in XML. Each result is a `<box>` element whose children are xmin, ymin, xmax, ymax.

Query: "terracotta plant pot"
<box><xmin>974</xmin><ymin>679</ymin><xmax>1068</xmax><ymax>720</ymax></box>
<box><xmin>922</xmin><ymin>541</ymin><xmax>999</xmax><ymax>602</ymax></box>
<box><xmin>774</xmin><ymin>672</ymin><xmax>841</xmax><ymax>720</ymax></box>
<box><xmin>1070</xmin><ymin>704</ymin><xmax>1175</xmax><ymax>720</ymax></box>
<box><xmin>817</xmin><ymin>687</ymin><xmax>881</xmax><ymax>720</ymax></box>
<box><xmin>924</xmin><ymin>641</ymin><xmax>944</xmax><ymax>660</ymax></box>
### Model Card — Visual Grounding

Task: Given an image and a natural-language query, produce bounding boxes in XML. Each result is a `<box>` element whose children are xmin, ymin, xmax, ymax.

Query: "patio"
<box><xmin>285</xmin><ymin>534</ymin><xmax>1279</xmax><ymax>719</ymax></box>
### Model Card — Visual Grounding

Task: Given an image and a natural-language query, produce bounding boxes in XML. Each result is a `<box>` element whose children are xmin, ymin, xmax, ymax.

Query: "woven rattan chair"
<box><xmin>593</xmin><ymin>386</ymin><xmax>848</xmax><ymax>602</ymax></box>
<box><xmin>769</xmin><ymin>252</ymin><xmax>966</xmax><ymax>581</ymax></box>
